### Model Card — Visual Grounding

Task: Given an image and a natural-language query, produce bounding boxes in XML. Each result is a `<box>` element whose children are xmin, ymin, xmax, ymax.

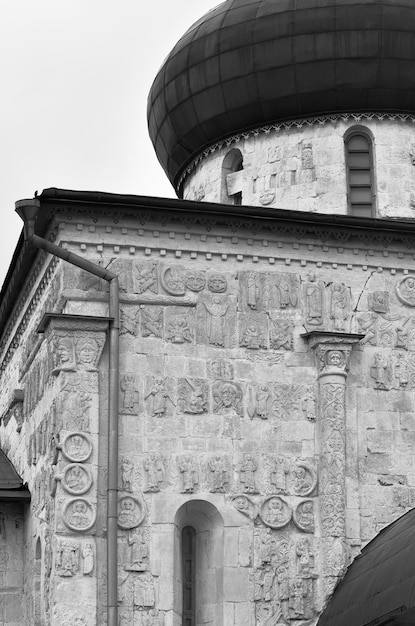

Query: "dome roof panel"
<box><xmin>148</xmin><ymin>0</ymin><xmax>415</xmax><ymax>188</ymax></box>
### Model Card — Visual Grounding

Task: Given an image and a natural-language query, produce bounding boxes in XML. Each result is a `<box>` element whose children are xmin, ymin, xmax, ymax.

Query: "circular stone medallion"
<box><xmin>63</xmin><ymin>498</ymin><xmax>96</xmax><ymax>532</ymax></box>
<box><xmin>62</xmin><ymin>433</ymin><xmax>93</xmax><ymax>463</ymax></box>
<box><xmin>260</xmin><ymin>496</ymin><xmax>292</xmax><ymax>529</ymax></box>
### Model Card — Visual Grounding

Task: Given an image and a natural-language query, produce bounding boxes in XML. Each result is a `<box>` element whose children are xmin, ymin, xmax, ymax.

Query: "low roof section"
<box><xmin>318</xmin><ymin>507</ymin><xmax>415</xmax><ymax>626</ymax></box>
<box><xmin>0</xmin><ymin>450</ymin><xmax>30</xmax><ymax>501</ymax></box>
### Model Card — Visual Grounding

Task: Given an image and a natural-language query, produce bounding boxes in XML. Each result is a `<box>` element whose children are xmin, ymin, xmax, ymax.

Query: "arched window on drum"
<box><xmin>221</xmin><ymin>148</ymin><xmax>243</xmax><ymax>205</ymax></box>
<box><xmin>345</xmin><ymin>128</ymin><xmax>376</xmax><ymax>217</ymax></box>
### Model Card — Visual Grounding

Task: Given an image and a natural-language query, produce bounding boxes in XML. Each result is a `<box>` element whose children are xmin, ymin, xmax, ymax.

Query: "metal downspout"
<box><xmin>15</xmin><ymin>199</ymin><xmax>119</xmax><ymax>626</ymax></box>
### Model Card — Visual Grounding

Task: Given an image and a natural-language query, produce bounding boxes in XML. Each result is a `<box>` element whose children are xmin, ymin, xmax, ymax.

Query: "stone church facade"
<box><xmin>2</xmin><ymin>0</ymin><xmax>415</xmax><ymax>625</ymax></box>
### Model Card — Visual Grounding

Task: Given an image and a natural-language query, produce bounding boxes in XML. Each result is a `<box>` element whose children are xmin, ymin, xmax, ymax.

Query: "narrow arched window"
<box><xmin>221</xmin><ymin>148</ymin><xmax>243</xmax><ymax>205</ymax></box>
<box><xmin>345</xmin><ymin>130</ymin><xmax>375</xmax><ymax>217</ymax></box>
<box><xmin>182</xmin><ymin>526</ymin><xmax>196</xmax><ymax>626</ymax></box>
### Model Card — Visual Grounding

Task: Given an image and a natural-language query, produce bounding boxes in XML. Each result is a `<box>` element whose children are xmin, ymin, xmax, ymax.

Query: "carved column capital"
<box><xmin>302</xmin><ymin>331</ymin><xmax>363</xmax><ymax>378</ymax></box>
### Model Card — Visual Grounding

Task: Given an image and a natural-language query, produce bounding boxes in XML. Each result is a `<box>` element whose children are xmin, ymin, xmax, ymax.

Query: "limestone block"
<box><xmin>224</xmin><ymin>528</ymin><xmax>239</xmax><ymax>567</ymax></box>
<box><xmin>223</xmin><ymin>567</ymin><xmax>250</xmax><ymax>602</ymax></box>
<box><xmin>234</xmin><ymin>601</ymin><xmax>255</xmax><ymax>626</ymax></box>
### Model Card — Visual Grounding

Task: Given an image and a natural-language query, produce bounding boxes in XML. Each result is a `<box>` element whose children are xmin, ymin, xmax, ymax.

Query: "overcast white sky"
<box><xmin>0</xmin><ymin>0</ymin><xmax>218</xmax><ymax>286</ymax></box>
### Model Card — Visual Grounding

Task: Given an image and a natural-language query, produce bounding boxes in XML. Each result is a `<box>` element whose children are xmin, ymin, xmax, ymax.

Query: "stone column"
<box><xmin>304</xmin><ymin>332</ymin><xmax>362</xmax><ymax>595</ymax></box>
<box><xmin>39</xmin><ymin>313</ymin><xmax>108</xmax><ymax>626</ymax></box>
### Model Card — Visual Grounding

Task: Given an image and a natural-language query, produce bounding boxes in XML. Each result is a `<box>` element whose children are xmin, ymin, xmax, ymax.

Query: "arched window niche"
<box><xmin>174</xmin><ymin>500</ymin><xmax>224</xmax><ymax>626</ymax></box>
<box><xmin>221</xmin><ymin>148</ymin><xmax>243</xmax><ymax>205</ymax></box>
<box><xmin>344</xmin><ymin>126</ymin><xmax>376</xmax><ymax>217</ymax></box>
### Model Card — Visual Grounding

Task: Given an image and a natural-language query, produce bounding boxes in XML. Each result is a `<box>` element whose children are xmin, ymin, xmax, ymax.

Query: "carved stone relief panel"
<box><xmin>61</xmin><ymin>464</ymin><xmax>93</xmax><ymax>495</ymax></box>
<box><xmin>329</xmin><ymin>283</ymin><xmax>350</xmax><ymax>332</ymax></box>
<box><xmin>109</xmin><ymin>259</ymin><xmax>133</xmax><ymax>292</ymax></box>
<box><xmin>293</xmin><ymin>500</ymin><xmax>315</xmax><ymax>533</ymax></box>
<box><xmin>56</xmin><ymin>540</ymin><xmax>80</xmax><ymax>576</ymax></box>
<box><xmin>139</xmin><ymin>609</ymin><xmax>166</xmax><ymax>626</ymax></box>
<box><xmin>178</xmin><ymin>455</ymin><xmax>199</xmax><ymax>493</ymax></box>
<box><xmin>196</xmin><ymin>294</ymin><xmax>237</xmax><ymax>348</ymax></box>
<box><xmin>141</xmin><ymin>306</ymin><xmax>164</xmax><ymax>339</ymax></box>
<box><xmin>269</xmin><ymin>273</ymin><xmax>300</xmax><ymax>310</ymax></box>
<box><xmin>185</xmin><ymin>270</ymin><xmax>206</xmax><ymax>292</ymax></box>
<box><xmin>212</xmin><ymin>380</ymin><xmax>243</xmax><ymax>417</ymax></box>
<box><xmin>208</xmin><ymin>455</ymin><xmax>230</xmax><ymax>493</ymax></box>
<box><xmin>165</xmin><ymin>307</ymin><xmax>194</xmax><ymax>344</ymax></box>
<box><xmin>259</xmin><ymin>496</ymin><xmax>292</xmax><ymax>529</ymax></box>
<box><xmin>207</xmin><ymin>272</ymin><xmax>228</xmax><ymax>294</ymax></box>
<box><xmin>143</xmin><ymin>454</ymin><xmax>165</xmax><ymax>493</ymax></box>
<box><xmin>239</xmin><ymin>313</ymin><xmax>268</xmax><ymax>350</ymax></box>
<box><xmin>118</xmin><ymin>496</ymin><xmax>146</xmax><ymax>530</ymax></box>
<box><xmin>160</xmin><ymin>265</ymin><xmax>185</xmax><ymax>296</ymax></box>
<box><xmin>370</xmin><ymin>352</ymin><xmax>394</xmax><ymax>390</ymax></box>
<box><xmin>120</xmin><ymin>306</ymin><xmax>139</xmax><ymax>337</ymax></box>
<box><xmin>120</xmin><ymin>457</ymin><xmax>135</xmax><ymax>493</ymax></box>
<box><xmin>396</xmin><ymin>275</ymin><xmax>415</xmax><ymax>306</ymax></box>
<box><xmin>291</xmin><ymin>462</ymin><xmax>317</xmax><ymax>497</ymax></box>
<box><xmin>177</xmin><ymin>378</ymin><xmax>208</xmax><ymax>414</ymax></box>
<box><xmin>62</xmin><ymin>498</ymin><xmax>96</xmax><ymax>533</ymax></box>
<box><xmin>269</xmin><ymin>316</ymin><xmax>293</xmax><ymax>351</ymax></box>
<box><xmin>81</xmin><ymin>542</ymin><xmax>94</xmax><ymax>576</ymax></box>
<box><xmin>145</xmin><ymin>377</ymin><xmax>175</xmax><ymax>417</ymax></box>
<box><xmin>207</xmin><ymin>358</ymin><xmax>234</xmax><ymax>380</ymax></box>
<box><xmin>61</xmin><ymin>433</ymin><xmax>92</xmax><ymax>463</ymax></box>
<box><xmin>368</xmin><ymin>290</ymin><xmax>389</xmax><ymax>313</ymax></box>
<box><xmin>247</xmin><ymin>384</ymin><xmax>272</xmax><ymax>420</ymax></box>
<box><xmin>124</xmin><ymin>527</ymin><xmax>149</xmax><ymax>572</ymax></box>
<box><xmin>303</xmin><ymin>273</ymin><xmax>324</xmax><ymax>327</ymax></box>
<box><xmin>231</xmin><ymin>494</ymin><xmax>257</xmax><ymax>520</ymax></box>
<box><xmin>239</xmin><ymin>271</ymin><xmax>267</xmax><ymax>312</ymax></box>
<box><xmin>267</xmin><ymin>457</ymin><xmax>289</xmax><ymax>495</ymax></box>
<box><xmin>239</xmin><ymin>454</ymin><xmax>259</xmax><ymax>494</ymax></box>
<box><xmin>120</xmin><ymin>372</ymin><xmax>139</xmax><ymax>415</ymax></box>
<box><xmin>133</xmin><ymin>261</ymin><xmax>158</xmax><ymax>295</ymax></box>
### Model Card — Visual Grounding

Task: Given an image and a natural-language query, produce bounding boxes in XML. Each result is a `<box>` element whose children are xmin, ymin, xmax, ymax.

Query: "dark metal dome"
<box><xmin>147</xmin><ymin>0</ymin><xmax>415</xmax><ymax>190</ymax></box>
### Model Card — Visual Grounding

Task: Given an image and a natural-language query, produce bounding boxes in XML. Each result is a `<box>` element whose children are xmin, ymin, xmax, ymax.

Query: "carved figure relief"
<box><xmin>60</xmin><ymin>373</ymin><xmax>92</xmax><ymax>432</ymax></box>
<box><xmin>368</xmin><ymin>291</ymin><xmax>389</xmax><ymax>314</ymax></box>
<box><xmin>231</xmin><ymin>495</ymin><xmax>257</xmax><ymax>520</ymax></box>
<box><xmin>292</xmin><ymin>463</ymin><xmax>317</xmax><ymax>496</ymax></box>
<box><xmin>82</xmin><ymin>542</ymin><xmax>94</xmax><ymax>575</ymax></box>
<box><xmin>208</xmin><ymin>455</ymin><xmax>229</xmax><ymax>493</ymax></box>
<box><xmin>75</xmin><ymin>335</ymin><xmax>101</xmax><ymax>371</ymax></box>
<box><xmin>396</xmin><ymin>276</ymin><xmax>415</xmax><ymax>306</ymax></box>
<box><xmin>179</xmin><ymin>455</ymin><xmax>199</xmax><ymax>492</ymax></box>
<box><xmin>141</xmin><ymin>307</ymin><xmax>163</xmax><ymax>338</ymax></box>
<box><xmin>141</xmin><ymin>609</ymin><xmax>165</xmax><ymax>626</ymax></box>
<box><xmin>120</xmin><ymin>373</ymin><xmax>139</xmax><ymax>415</ymax></box>
<box><xmin>165</xmin><ymin>310</ymin><xmax>193</xmax><ymax>344</ymax></box>
<box><xmin>56</xmin><ymin>540</ymin><xmax>79</xmax><ymax>576</ymax></box>
<box><xmin>133</xmin><ymin>262</ymin><xmax>158</xmax><ymax>294</ymax></box>
<box><xmin>125</xmin><ymin>527</ymin><xmax>148</xmax><ymax>572</ymax></box>
<box><xmin>134</xmin><ymin>573</ymin><xmax>155</xmax><ymax>609</ymax></box>
<box><xmin>145</xmin><ymin>377</ymin><xmax>174</xmax><ymax>417</ymax></box>
<box><xmin>53</xmin><ymin>336</ymin><xmax>76</xmax><ymax>374</ymax></box>
<box><xmin>208</xmin><ymin>273</ymin><xmax>228</xmax><ymax>293</ymax></box>
<box><xmin>270</xmin><ymin>458</ymin><xmax>289</xmax><ymax>494</ymax></box>
<box><xmin>294</xmin><ymin>500</ymin><xmax>315</xmax><ymax>533</ymax></box>
<box><xmin>272</xmin><ymin>273</ymin><xmax>299</xmax><ymax>309</ymax></box>
<box><xmin>207</xmin><ymin>358</ymin><xmax>234</xmax><ymax>380</ymax></box>
<box><xmin>120</xmin><ymin>306</ymin><xmax>139</xmax><ymax>336</ymax></box>
<box><xmin>62</xmin><ymin>433</ymin><xmax>92</xmax><ymax>463</ymax></box>
<box><xmin>304</xmin><ymin>273</ymin><xmax>324</xmax><ymax>326</ymax></box>
<box><xmin>296</xmin><ymin>538</ymin><xmax>315</xmax><ymax>578</ymax></box>
<box><xmin>63</xmin><ymin>498</ymin><xmax>96</xmax><ymax>532</ymax></box>
<box><xmin>62</xmin><ymin>464</ymin><xmax>92</xmax><ymax>495</ymax></box>
<box><xmin>248</xmin><ymin>384</ymin><xmax>271</xmax><ymax>420</ymax></box>
<box><xmin>212</xmin><ymin>380</ymin><xmax>243</xmax><ymax>416</ymax></box>
<box><xmin>239</xmin><ymin>271</ymin><xmax>266</xmax><ymax>312</ymax></box>
<box><xmin>202</xmin><ymin>295</ymin><xmax>229</xmax><ymax>347</ymax></box>
<box><xmin>256</xmin><ymin>602</ymin><xmax>287</xmax><ymax>626</ymax></box>
<box><xmin>160</xmin><ymin>265</ymin><xmax>185</xmax><ymax>295</ymax></box>
<box><xmin>185</xmin><ymin>270</ymin><xmax>205</xmax><ymax>292</ymax></box>
<box><xmin>177</xmin><ymin>378</ymin><xmax>208</xmax><ymax>414</ymax></box>
<box><xmin>260</xmin><ymin>497</ymin><xmax>291</xmax><ymax>529</ymax></box>
<box><xmin>143</xmin><ymin>454</ymin><xmax>165</xmax><ymax>492</ymax></box>
<box><xmin>240</xmin><ymin>314</ymin><xmax>268</xmax><ymax>350</ymax></box>
<box><xmin>269</xmin><ymin>318</ymin><xmax>293</xmax><ymax>351</ymax></box>
<box><xmin>120</xmin><ymin>457</ymin><xmax>134</xmax><ymax>492</ymax></box>
<box><xmin>370</xmin><ymin>352</ymin><xmax>393</xmax><ymax>390</ymax></box>
<box><xmin>329</xmin><ymin>283</ymin><xmax>349</xmax><ymax>332</ymax></box>
<box><xmin>394</xmin><ymin>352</ymin><xmax>409</xmax><ymax>387</ymax></box>
<box><xmin>118</xmin><ymin>496</ymin><xmax>145</xmax><ymax>530</ymax></box>
<box><xmin>239</xmin><ymin>454</ymin><xmax>258</xmax><ymax>493</ymax></box>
